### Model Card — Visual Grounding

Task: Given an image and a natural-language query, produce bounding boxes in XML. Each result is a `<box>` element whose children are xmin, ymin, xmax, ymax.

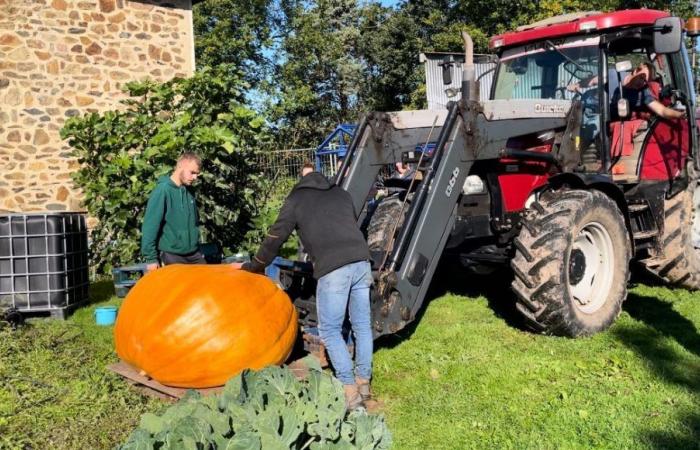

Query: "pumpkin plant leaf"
<box><xmin>118</xmin><ymin>429</ymin><xmax>154</xmax><ymax>450</ymax></box>
<box><xmin>278</xmin><ymin>409</ymin><xmax>304</xmax><ymax>446</ymax></box>
<box><xmin>193</xmin><ymin>404</ymin><xmax>231</xmax><ymax>437</ymax></box>
<box><xmin>259</xmin><ymin>432</ymin><xmax>291</xmax><ymax>450</ymax></box>
<box><xmin>138</xmin><ymin>412</ymin><xmax>165</xmax><ymax>434</ymax></box>
<box><xmin>310</xmin><ymin>440</ymin><xmax>355</xmax><ymax>450</ymax></box>
<box><xmin>298</xmin><ymin>354</ymin><xmax>323</xmax><ymax>372</ymax></box>
<box><xmin>220</xmin><ymin>431</ymin><xmax>262</xmax><ymax>450</ymax></box>
<box><xmin>120</xmin><ymin>366</ymin><xmax>391</xmax><ymax>449</ymax></box>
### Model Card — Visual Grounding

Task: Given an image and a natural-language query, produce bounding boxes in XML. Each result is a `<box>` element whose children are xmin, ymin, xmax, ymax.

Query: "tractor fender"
<box><xmin>544</xmin><ymin>173</ymin><xmax>634</xmax><ymax>252</ymax></box>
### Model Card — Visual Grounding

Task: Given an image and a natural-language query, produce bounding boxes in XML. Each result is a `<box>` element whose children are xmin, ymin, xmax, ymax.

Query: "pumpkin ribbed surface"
<box><xmin>114</xmin><ymin>265</ymin><xmax>298</xmax><ymax>388</ymax></box>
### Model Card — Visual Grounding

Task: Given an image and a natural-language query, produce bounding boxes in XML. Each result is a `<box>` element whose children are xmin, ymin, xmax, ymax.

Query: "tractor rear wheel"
<box><xmin>640</xmin><ymin>186</ymin><xmax>700</xmax><ymax>289</ymax></box>
<box><xmin>511</xmin><ymin>189</ymin><xmax>631</xmax><ymax>337</ymax></box>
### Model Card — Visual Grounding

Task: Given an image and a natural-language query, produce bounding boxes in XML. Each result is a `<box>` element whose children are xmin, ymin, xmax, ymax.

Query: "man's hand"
<box><xmin>567</xmin><ymin>81</ymin><xmax>581</xmax><ymax>94</ymax></box>
<box><xmin>145</xmin><ymin>262</ymin><xmax>159</xmax><ymax>272</ymax></box>
<box><xmin>230</xmin><ymin>262</ymin><xmax>244</xmax><ymax>269</ymax></box>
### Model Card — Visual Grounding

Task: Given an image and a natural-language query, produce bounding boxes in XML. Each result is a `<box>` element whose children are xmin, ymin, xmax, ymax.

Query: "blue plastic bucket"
<box><xmin>95</xmin><ymin>306</ymin><xmax>118</xmax><ymax>326</ymax></box>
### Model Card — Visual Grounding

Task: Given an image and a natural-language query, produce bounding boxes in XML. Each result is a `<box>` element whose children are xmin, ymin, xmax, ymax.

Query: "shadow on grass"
<box><xmin>644</xmin><ymin>412</ymin><xmax>700</xmax><ymax>450</ymax></box>
<box><xmin>87</xmin><ymin>279</ymin><xmax>117</xmax><ymax>306</ymax></box>
<box><xmin>375</xmin><ymin>258</ymin><xmax>524</xmax><ymax>351</ymax></box>
<box><xmin>624</xmin><ymin>292</ymin><xmax>700</xmax><ymax>359</ymax></box>
<box><xmin>615</xmin><ymin>293</ymin><xmax>700</xmax><ymax>449</ymax></box>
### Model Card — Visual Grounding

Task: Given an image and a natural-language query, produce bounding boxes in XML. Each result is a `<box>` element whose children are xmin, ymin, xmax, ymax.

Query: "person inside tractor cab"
<box><xmin>612</xmin><ymin>60</ymin><xmax>686</xmax><ymax>121</ymax></box>
<box><xmin>567</xmin><ymin>73</ymin><xmax>601</xmax><ymax>153</ymax></box>
<box><xmin>607</xmin><ymin>59</ymin><xmax>687</xmax><ymax>173</ymax></box>
<box><xmin>392</xmin><ymin>161</ymin><xmax>414</xmax><ymax>180</ymax></box>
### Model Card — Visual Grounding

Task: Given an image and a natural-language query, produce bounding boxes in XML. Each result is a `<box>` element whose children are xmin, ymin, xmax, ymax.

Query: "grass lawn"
<box><xmin>1</xmin><ymin>273</ymin><xmax>698</xmax><ymax>449</ymax></box>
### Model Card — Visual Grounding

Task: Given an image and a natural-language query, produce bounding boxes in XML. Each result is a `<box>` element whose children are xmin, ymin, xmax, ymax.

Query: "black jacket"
<box><xmin>243</xmin><ymin>172</ymin><xmax>370</xmax><ymax>279</ymax></box>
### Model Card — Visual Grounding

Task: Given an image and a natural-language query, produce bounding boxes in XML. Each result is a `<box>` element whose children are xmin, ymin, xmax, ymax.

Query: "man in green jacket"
<box><xmin>141</xmin><ymin>152</ymin><xmax>204</xmax><ymax>272</ymax></box>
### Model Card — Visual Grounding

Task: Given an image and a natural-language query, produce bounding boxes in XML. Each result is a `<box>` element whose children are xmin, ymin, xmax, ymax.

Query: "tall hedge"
<box><xmin>61</xmin><ymin>66</ymin><xmax>271</xmax><ymax>274</ymax></box>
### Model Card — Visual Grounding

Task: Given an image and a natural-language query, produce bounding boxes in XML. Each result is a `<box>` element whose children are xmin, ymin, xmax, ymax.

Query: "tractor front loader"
<box><xmin>267</xmin><ymin>10</ymin><xmax>700</xmax><ymax>345</ymax></box>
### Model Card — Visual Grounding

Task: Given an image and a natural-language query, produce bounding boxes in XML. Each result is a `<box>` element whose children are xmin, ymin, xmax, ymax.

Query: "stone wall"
<box><xmin>0</xmin><ymin>0</ymin><xmax>195</xmax><ymax>212</ymax></box>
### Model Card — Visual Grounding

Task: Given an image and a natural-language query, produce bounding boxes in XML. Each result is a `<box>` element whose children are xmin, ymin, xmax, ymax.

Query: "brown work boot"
<box><xmin>356</xmin><ymin>377</ymin><xmax>372</xmax><ymax>402</ymax></box>
<box><xmin>343</xmin><ymin>384</ymin><xmax>364</xmax><ymax>411</ymax></box>
<box><xmin>356</xmin><ymin>377</ymin><xmax>383</xmax><ymax>413</ymax></box>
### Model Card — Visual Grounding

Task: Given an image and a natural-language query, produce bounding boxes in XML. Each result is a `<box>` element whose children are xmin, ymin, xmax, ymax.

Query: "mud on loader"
<box><xmin>269</xmin><ymin>9</ymin><xmax>700</xmax><ymax>342</ymax></box>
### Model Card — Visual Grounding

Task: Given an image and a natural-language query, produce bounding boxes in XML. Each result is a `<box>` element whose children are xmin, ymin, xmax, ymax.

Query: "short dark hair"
<box><xmin>640</xmin><ymin>60</ymin><xmax>657</xmax><ymax>81</ymax></box>
<box><xmin>178</xmin><ymin>152</ymin><xmax>202</xmax><ymax>166</ymax></box>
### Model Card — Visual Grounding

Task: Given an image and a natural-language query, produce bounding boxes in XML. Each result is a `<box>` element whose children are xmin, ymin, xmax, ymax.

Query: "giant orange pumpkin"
<box><xmin>114</xmin><ymin>264</ymin><xmax>298</xmax><ymax>388</ymax></box>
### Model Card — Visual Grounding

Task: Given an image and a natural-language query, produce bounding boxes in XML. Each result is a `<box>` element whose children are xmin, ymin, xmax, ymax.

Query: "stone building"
<box><xmin>0</xmin><ymin>0</ymin><xmax>200</xmax><ymax>212</ymax></box>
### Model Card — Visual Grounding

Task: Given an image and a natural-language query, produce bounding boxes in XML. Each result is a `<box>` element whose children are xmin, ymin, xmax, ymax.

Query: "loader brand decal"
<box><xmin>534</xmin><ymin>103</ymin><xmax>567</xmax><ymax>114</ymax></box>
<box><xmin>445</xmin><ymin>167</ymin><xmax>460</xmax><ymax>197</ymax></box>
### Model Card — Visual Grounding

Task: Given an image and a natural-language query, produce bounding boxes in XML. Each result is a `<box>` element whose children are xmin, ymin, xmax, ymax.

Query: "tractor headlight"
<box><xmin>462</xmin><ymin>175</ymin><xmax>485</xmax><ymax>195</ymax></box>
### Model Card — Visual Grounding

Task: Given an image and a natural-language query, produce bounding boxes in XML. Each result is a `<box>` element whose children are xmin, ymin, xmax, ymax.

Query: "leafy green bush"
<box><xmin>119</xmin><ymin>362</ymin><xmax>392</xmax><ymax>449</ymax></box>
<box><xmin>241</xmin><ymin>176</ymin><xmax>300</xmax><ymax>259</ymax></box>
<box><xmin>60</xmin><ymin>66</ymin><xmax>271</xmax><ymax>274</ymax></box>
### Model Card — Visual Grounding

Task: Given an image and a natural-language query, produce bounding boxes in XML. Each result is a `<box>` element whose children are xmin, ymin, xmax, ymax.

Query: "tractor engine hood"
<box><xmin>378</xmin><ymin>99</ymin><xmax>572</xmax><ymax>131</ymax></box>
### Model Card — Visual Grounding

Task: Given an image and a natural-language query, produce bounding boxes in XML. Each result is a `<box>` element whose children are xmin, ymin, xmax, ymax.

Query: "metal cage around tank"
<box><xmin>0</xmin><ymin>212</ymin><xmax>89</xmax><ymax>318</ymax></box>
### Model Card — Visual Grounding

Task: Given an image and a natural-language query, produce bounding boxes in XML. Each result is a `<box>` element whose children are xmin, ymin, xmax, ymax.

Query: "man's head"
<box><xmin>624</xmin><ymin>61</ymin><xmax>656</xmax><ymax>90</ymax></box>
<box><xmin>300</xmin><ymin>162</ymin><xmax>314</xmax><ymax>177</ymax></box>
<box><xmin>395</xmin><ymin>161</ymin><xmax>408</xmax><ymax>175</ymax></box>
<box><xmin>173</xmin><ymin>152</ymin><xmax>201</xmax><ymax>186</ymax></box>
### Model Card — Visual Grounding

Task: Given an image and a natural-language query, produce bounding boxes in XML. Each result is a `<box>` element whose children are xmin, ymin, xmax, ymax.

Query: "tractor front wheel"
<box><xmin>511</xmin><ymin>189</ymin><xmax>631</xmax><ymax>337</ymax></box>
<box><xmin>366</xmin><ymin>195</ymin><xmax>408</xmax><ymax>268</ymax></box>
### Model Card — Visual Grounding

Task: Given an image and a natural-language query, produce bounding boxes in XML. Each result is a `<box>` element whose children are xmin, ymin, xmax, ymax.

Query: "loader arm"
<box><xmin>337</xmin><ymin>100</ymin><xmax>573</xmax><ymax>337</ymax></box>
<box><xmin>268</xmin><ymin>99</ymin><xmax>574</xmax><ymax>341</ymax></box>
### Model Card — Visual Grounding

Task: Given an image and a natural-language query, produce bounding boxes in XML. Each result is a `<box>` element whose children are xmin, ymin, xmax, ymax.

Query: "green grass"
<box><xmin>1</xmin><ymin>277</ymin><xmax>698</xmax><ymax>449</ymax></box>
<box><xmin>0</xmin><ymin>282</ymin><xmax>160</xmax><ymax>449</ymax></box>
<box><xmin>374</xmin><ymin>279</ymin><xmax>700</xmax><ymax>449</ymax></box>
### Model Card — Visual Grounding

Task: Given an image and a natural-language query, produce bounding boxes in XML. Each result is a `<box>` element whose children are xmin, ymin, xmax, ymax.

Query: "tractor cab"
<box><xmin>489</xmin><ymin>11</ymin><xmax>696</xmax><ymax>185</ymax></box>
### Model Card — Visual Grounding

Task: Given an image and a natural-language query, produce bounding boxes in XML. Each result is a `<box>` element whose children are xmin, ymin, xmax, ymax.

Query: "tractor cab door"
<box><xmin>603</xmin><ymin>32</ymin><xmax>693</xmax><ymax>183</ymax></box>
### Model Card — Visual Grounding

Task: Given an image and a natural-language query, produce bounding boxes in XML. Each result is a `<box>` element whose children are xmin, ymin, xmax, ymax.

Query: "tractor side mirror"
<box><xmin>653</xmin><ymin>17</ymin><xmax>682</xmax><ymax>54</ymax></box>
<box><xmin>617</xmin><ymin>98</ymin><xmax>629</xmax><ymax>119</ymax></box>
<box><xmin>440</xmin><ymin>57</ymin><xmax>454</xmax><ymax>85</ymax></box>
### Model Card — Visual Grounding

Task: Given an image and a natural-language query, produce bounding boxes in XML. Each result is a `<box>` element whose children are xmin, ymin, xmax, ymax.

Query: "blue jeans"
<box><xmin>316</xmin><ymin>260</ymin><xmax>373</xmax><ymax>385</ymax></box>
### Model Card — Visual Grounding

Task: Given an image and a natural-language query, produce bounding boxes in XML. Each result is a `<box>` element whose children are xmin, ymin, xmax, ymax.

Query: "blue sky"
<box><xmin>375</xmin><ymin>0</ymin><xmax>400</xmax><ymax>6</ymax></box>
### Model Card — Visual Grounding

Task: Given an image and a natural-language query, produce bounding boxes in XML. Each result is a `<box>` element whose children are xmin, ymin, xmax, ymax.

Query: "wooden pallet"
<box><xmin>108</xmin><ymin>361</ymin><xmax>223</xmax><ymax>400</ymax></box>
<box><xmin>108</xmin><ymin>357</ymin><xmax>318</xmax><ymax>401</ymax></box>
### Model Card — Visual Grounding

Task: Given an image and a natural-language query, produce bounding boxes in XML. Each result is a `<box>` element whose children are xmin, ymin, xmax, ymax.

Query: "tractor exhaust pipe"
<box><xmin>461</xmin><ymin>31</ymin><xmax>479</xmax><ymax>103</ymax></box>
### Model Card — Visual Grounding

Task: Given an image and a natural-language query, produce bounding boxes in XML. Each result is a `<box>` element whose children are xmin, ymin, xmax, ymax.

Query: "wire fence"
<box><xmin>254</xmin><ymin>147</ymin><xmax>343</xmax><ymax>180</ymax></box>
<box><xmin>317</xmin><ymin>152</ymin><xmax>342</xmax><ymax>179</ymax></box>
<box><xmin>255</xmin><ymin>148</ymin><xmax>316</xmax><ymax>180</ymax></box>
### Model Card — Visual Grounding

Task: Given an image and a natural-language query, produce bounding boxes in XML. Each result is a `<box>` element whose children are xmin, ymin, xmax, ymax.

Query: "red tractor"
<box><xmin>272</xmin><ymin>9</ymin><xmax>700</xmax><ymax>340</ymax></box>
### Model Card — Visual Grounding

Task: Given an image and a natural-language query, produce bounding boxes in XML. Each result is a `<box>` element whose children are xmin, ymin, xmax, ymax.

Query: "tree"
<box><xmin>356</xmin><ymin>4</ymin><xmax>424</xmax><ymax>111</ymax></box>
<box><xmin>267</xmin><ymin>0</ymin><xmax>366</xmax><ymax>147</ymax></box>
<box><xmin>61</xmin><ymin>67</ymin><xmax>271</xmax><ymax>274</ymax></box>
<box><xmin>193</xmin><ymin>0</ymin><xmax>274</xmax><ymax>86</ymax></box>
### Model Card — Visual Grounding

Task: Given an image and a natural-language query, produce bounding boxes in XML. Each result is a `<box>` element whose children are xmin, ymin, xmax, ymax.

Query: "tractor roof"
<box><xmin>489</xmin><ymin>9</ymin><xmax>669</xmax><ymax>50</ymax></box>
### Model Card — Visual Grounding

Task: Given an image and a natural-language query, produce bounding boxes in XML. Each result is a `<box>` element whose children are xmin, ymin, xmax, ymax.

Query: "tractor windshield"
<box><xmin>493</xmin><ymin>36</ymin><xmax>600</xmax><ymax>100</ymax></box>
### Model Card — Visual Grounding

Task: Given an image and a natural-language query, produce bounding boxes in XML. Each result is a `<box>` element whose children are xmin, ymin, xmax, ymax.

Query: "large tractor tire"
<box><xmin>511</xmin><ymin>189</ymin><xmax>631</xmax><ymax>337</ymax></box>
<box><xmin>366</xmin><ymin>195</ymin><xmax>408</xmax><ymax>267</ymax></box>
<box><xmin>639</xmin><ymin>186</ymin><xmax>700</xmax><ymax>289</ymax></box>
